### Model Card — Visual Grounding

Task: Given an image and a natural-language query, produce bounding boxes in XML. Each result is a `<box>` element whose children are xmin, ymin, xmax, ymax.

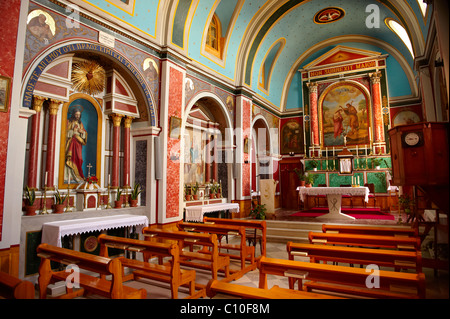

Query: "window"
<box><xmin>385</xmin><ymin>18</ymin><xmax>414</xmax><ymax>58</ymax></box>
<box><xmin>416</xmin><ymin>0</ymin><xmax>427</xmax><ymax>17</ymax></box>
<box><xmin>205</xmin><ymin>14</ymin><xmax>222</xmax><ymax>58</ymax></box>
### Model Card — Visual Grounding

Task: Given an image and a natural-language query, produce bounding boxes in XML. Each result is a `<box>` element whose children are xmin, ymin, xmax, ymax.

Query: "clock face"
<box><xmin>404</xmin><ymin>132</ymin><xmax>421</xmax><ymax>146</ymax></box>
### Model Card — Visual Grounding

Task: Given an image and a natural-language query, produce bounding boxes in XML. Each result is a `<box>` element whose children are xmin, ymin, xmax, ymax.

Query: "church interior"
<box><xmin>0</xmin><ymin>0</ymin><xmax>448</xmax><ymax>303</ymax></box>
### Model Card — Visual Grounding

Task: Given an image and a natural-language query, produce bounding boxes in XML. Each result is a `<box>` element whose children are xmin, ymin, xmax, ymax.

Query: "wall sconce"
<box><xmin>289</xmin><ymin>151</ymin><xmax>295</xmax><ymax>156</ymax></box>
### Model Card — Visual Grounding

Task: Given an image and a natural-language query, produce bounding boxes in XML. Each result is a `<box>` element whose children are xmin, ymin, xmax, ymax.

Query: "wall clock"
<box><xmin>402</xmin><ymin>131</ymin><xmax>423</xmax><ymax>147</ymax></box>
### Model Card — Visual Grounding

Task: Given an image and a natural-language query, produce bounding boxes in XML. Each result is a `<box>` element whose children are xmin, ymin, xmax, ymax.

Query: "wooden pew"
<box><xmin>287</xmin><ymin>242</ymin><xmax>423</xmax><ymax>272</ymax></box>
<box><xmin>258</xmin><ymin>256</ymin><xmax>426</xmax><ymax>299</ymax></box>
<box><xmin>0</xmin><ymin>271</ymin><xmax>35</xmax><ymax>299</ymax></box>
<box><xmin>203</xmin><ymin>217</ymin><xmax>267</xmax><ymax>258</ymax></box>
<box><xmin>36</xmin><ymin>243</ymin><xmax>146</xmax><ymax>299</ymax></box>
<box><xmin>176</xmin><ymin>221</ymin><xmax>256</xmax><ymax>281</ymax></box>
<box><xmin>206</xmin><ymin>279</ymin><xmax>344</xmax><ymax>299</ymax></box>
<box><xmin>322</xmin><ymin>224</ymin><xmax>419</xmax><ymax>237</ymax></box>
<box><xmin>97</xmin><ymin>234</ymin><xmax>204</xmax><ymax>299</ymax></box>
<box><xmin>309</xmin><ymin>231</ymin><xmax>421</xmax><ymax>250</ymax></box>
<box><xmin>142</xmin><ymin>227</ymin><xmax>230</xmax><ymax>281</ymax></box>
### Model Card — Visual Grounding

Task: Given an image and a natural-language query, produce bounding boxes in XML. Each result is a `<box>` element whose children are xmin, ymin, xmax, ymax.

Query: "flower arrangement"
<box><xmin>86</xmin><ymin>176</ymin><xmax>98</xmax><ymax>184</ymax></box>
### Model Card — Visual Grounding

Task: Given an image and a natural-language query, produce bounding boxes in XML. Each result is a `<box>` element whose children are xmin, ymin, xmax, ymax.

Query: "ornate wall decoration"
<box><xmin>314</xmin><ymin>7</ymin><xmax>345</xmax><ymax>24</ymax></box>
<box><xmin>71</xmin><ymin>60</ymin><xmax>106</xmax><ymax>95</ymax></box>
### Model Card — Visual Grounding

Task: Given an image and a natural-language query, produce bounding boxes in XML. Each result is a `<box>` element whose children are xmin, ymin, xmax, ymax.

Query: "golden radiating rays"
<box><xmin>71</xmin><ymin>60</ymin><xmax>106</xmax><ymax>95</ymax></box>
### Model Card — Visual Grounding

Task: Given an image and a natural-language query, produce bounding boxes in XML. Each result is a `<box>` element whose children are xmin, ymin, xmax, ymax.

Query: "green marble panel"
<box><xmin>25</xmin><ymin>231</ymin><xmax>42</xmax><ymax>276</ymax></box>
<box><xmin>367</xmin><ymin>172</ymin><xmax>388</xmax><ymax>193</ymax></box>
<box><xmin>329</xmin><ymin>173</ymin><xmax>353</xmax><ymax>187</ymax></box>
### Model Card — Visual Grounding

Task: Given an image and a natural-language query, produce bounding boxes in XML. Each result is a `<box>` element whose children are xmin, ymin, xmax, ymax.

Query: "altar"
<box><xmin>41</xmin><ymin>214</ymin><xmax>149</xmax><ymax>247</ymax></box>
<box><xmin>184</xmin><ymin>203</ymin><xmax>240</xmax><ymax>222</ymax></box>
<box><xmin>298</xmin><ymin>186</ymin><xmax>369</xmax><ymax>220</ymax></box>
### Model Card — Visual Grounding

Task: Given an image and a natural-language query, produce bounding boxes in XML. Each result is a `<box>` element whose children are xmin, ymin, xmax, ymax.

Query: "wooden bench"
<box><xmin>309</xmin><ymin>231</ymin><xmax>421</xmax><ymax>250</ymax></box>
<box><xmin>177</xmin><ymin>221</ymin><xmax>256</xmax><ymax>281</ymax></box>
<box><xmin>203</xmin><ymin>217</ymin><xmax>267</xmax><ymax>258</ymax></box>
<box><xmin>322</xmin><ymin>224</ymin><xmax>419</xmax><ymax>237</ymax></box>
<box><xmin>287</xmin><ymin>242</ymin><xmax>423</xmax><ymax>272</ymax></box>
<box><xmin>142</xmin><ymin>227</ymin><xmax>230</xmax><ymax>281</ymax></box>
<box><xmin>36</xmin><ymin>243</ymin><xmax>146</xmax><ymax>299</ymax></box>
<box><xmin>258</xmin><ymin>256</ymin><xmax>426</xmax><ymax>299</ymax></box>
<box><xmin>0</xmin><ymin>271</ymin><xmax>35</xmax><ymax>299</ymax></box>
<box><xmin>97</xmin><ymin>234</ymin><xmax>204</xmax><ymax>299</ymax></box>
<box><xmin>206</xmin><ymin>279</ymin><xmax>344</xmax><ymax>299</ymax></box>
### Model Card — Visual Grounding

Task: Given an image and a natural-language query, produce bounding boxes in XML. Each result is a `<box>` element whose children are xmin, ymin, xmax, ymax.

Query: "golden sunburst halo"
<box><xmin>71</xmin><ymin>60</ymin><xmax>106</xmax><ymax>95</ymax></box>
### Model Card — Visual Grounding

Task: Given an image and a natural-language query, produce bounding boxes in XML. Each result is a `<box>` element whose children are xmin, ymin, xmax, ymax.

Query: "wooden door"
<box><xmin>280</xmin><ymin>159</ymin><xmax>302</xmax><ymax>209</ymax></box>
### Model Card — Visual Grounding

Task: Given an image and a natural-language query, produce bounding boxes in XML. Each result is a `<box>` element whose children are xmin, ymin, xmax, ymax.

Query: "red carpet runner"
<box><xmin>290</xmin><ymin>207</ymin><xmax>395</xmax><ymax>220</ymax></box>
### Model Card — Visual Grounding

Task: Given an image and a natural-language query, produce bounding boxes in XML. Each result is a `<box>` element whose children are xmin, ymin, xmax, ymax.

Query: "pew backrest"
<box><xmin>322</xmin><ymin>224</ymin><xmax>418</xmax><ymax>237</ymax></box>
<box><xmin>0</xmin><ymin>271</ymin><xmax>35</xmax><ymax>299</ymax></box>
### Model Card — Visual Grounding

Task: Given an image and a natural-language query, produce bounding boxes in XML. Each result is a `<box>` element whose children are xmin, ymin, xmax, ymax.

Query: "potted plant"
<box><xmin>24</xmin><ymin>186</ymin><xmax>37</xmax><ymax>216</ymax></box>
<box><xmin>372</xmin><ymin>158</ymin><xmax>382</xmax><ymax>170</ymax></box>
<box><xmin>209</xmin><ymin>183</ymin><xmax>217</xmax><ymax>199</ymax></box>
<box><xmin>184</xmin><ymin>184</ymin><xmax>192</xmax><ymax>201</ymax></box>
<box><xmin>304</xmin><ymin>174</ymin><xmax>316</xmax><ymax>187</ymax></box>
<box><xmin>115</xmin><ymin>189</ymin><xmax>123</xmax><ymax>208</ymax></box>
<box><xmin>294</xmin><ymin>168</ymin><xmax>306</xmax><ymax>186</ymax></box>
<box><xmin>191</xmin><ymin>182</ymin><xmax>199</xmax><ymax>200</ymax></box>
<box><xmin>310</xmin><ymin>160</ymin><xmax>319</xmax><ymax>171</ymax></box>
<box><xmin>399</xmin><ymin>194</ymin><xmax>414</xmax><ymax>215</ymax></box>
<box><xmin>53</xmin><ymin>188</ymin><xmax>68</xmax><ymax>213</ymax></box>
<box><xmin>130</xmin><ymin>183</ymin><xmax>142</xmax><ymax>207</ymax></box>
<box><xmin>250</xmin><ymin>204</ymin><xmax>266</xmax><ymax>220</ymax></box>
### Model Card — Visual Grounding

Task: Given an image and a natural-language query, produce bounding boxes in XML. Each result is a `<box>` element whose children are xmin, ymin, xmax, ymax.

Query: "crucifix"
<box><xmin>87</xmin><ymin>163</ymin><xmax>93</xmax><ymax>177</ymax></box>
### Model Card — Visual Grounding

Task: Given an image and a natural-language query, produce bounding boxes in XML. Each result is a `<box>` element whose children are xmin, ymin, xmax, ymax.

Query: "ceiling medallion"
<box><xmin>71</xmin><ymin>60</ymin><xmax>106</xmax><ymax>95</ymax></box>
<box><xmin>314</xmin><ymin>7</ymin><xmax>345</xmax><ymax>24</ymax></box>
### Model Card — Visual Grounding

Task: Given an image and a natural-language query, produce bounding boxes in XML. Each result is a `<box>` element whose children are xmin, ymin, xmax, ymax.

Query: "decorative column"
<box><xmin>27</xmin><ymin>95</ymin><xmax>46</xmax><ymax>189</ymax></box>
<box><xmin>369</xmin><ymin>71</ymin><xmax>385</xmax><ymax>154</ymax></box>
<box><xmin>205</xmin><ymin>131</ymin><xmax>211</xmax><ymax>182</ymax></box>
<box><xmin>212</xmin><ymin>134</ymin><xmax>218</xmax><ymax>182</ymax></box>
<box><xmin>307</xmin><ymin>82</ymin><xmax>319</xmax><ymax>156</ymax></box>
<box><xmin>123</xmin><ymin>116</ymin><xmax>133</xmax><ymax>188</ymax></box>
<box><xmin>111</xmin><ymin>113</ymin><xmax>123</xmax><ymax>188</ymax></box>
<box><xmin>45</xmin><ymin>99</ymin><xmax>63</xmax><ymax>189</ymax></box>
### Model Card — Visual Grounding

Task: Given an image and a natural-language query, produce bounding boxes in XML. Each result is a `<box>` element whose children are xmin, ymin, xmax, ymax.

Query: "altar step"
<box><xmin>265</xmin><ymin>220</ymin><xmax>323</xmax><ymax>243</ymax></box>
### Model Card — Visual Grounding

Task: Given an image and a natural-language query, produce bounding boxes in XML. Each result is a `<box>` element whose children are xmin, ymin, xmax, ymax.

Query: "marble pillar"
<box><xmin>123</xmin><ymin>116</ymin><xmax>133</xmax><ymax>188</ymax></box>
<box><xmin>27</xmin><ymin>95</ymin><xmax>46</xmax><ymax>189</ymax></box>
<box><xmin>45</xmin><ymin>99</ymin><xmax>63</xmax><ymax>189</ymax></box>
<box><xmin>369</xmin><ymin>71</ymin><xmax>385</xmax><ymax>154</ymax></box>
<box><xmin>111</xmin><ymin>113</ymin><xmax>123</xmax><ymax>188</ymax></box>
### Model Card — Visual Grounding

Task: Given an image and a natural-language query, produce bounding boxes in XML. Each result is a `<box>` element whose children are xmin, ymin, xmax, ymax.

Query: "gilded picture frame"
<box><xmin>0</xmin><ymin>76</ymin><xmax>11</xmax><ymax>113</ymax></box>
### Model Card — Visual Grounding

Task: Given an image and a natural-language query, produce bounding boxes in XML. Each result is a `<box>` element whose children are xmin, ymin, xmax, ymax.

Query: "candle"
<box><xmin>126</xmin><ymin>173</ymin><xmax>128</xmax><ymax>185</ymax></box>
<box><xmin>356</xmin><ymin>144</ymin><xmax>358</xmax><ymax>156</ymax></box>
<box><xmin>108</xmin><ymin>174</ymin><xmax>111</xmax><ymax>186</ymax></box>
<box><xmin>368</xmin><ymin>127</ymin><xmax>371</xmax><ymax>140</ymax></box>
<box><xmin>358</xmin><ymin>176</ymin><xmax>360</xmax><ymax>185</ymax></box>
<box><xmin>311</xmin><ymin>131</ymin><xmax>314</xmax><ymax>145</ymax></box>
<box><xmin>45</xmin><ymin>171</ymin><xmax>48</xmax><ymax>185</ymax></box>
<box><xmin>326</xmin><ymin>147</ymin><xmax>328</xmax><ymax>159</ymax></box>
<box><xmin>333</xmin><ymin>146</ymin><xmax>335</xmax><ymax>157</ymax></box>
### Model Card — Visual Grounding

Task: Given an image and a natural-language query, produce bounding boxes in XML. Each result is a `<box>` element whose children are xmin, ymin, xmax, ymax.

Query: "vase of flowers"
<box><xmin>86</xmin><ymin>176</ymin><xmax>98</xmax><ymax>190</ymax></box>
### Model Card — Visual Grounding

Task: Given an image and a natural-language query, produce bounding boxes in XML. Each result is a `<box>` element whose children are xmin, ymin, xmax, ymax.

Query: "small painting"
<box><xmin>169</xmin><ymin>116</ymin><xmax>182</xmax><ymax>139</ymax></box>
<box><xmin>0</xmin><ymin>76</ymin><xmax>11</xmax><ymax>112</ymax></box>
<box><xmin>281</xmin><ymin>120</ymin><xmax>303</xmax><ymax>154</ymax></box>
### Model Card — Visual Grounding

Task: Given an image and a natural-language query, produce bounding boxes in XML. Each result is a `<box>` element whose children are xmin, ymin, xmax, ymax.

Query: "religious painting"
<box><xmin>143</xmin><ymin>57</ymin><xmax>159</xmax><ymax>81</ymax></box>
<box><xmin>59</xmin><ymin>95</ymin><xmax>102</xmax><ymax>188</ymax></box>
<box><xmin>169</xmin><ymin>116</ymin><xmax>182</xmax><ymax>139</ymax></box>
<box><xmin>183</xmin><ymin>128</ymin><xmax>205</xmax><ymax>184</ymax></box>
<box><xmin>27</xmin><ymin>9</ymin><xmax>56</xmax><ymax>43</ymax></box>
<box><xmin>320</xmin><ymin>82</ymin><xmax>371</xmax><ymax>147</ymax></box>
<box><xmin>392</xmin><ymin>109</ymin><xmax>421</xmax><ymax>127</ymax></box>
<box><xmin>0</xmin><ymin>76</ymin><xmax>11</xmax><ymax>112</ymax></box>
<box><xmin>314</xmin><ymin>7</ymin><xmax>345</xmax><ymax>24</ymax></box>
<box><xmin>280</xmin><ymin>120</ymin><xmax>303</xmax><ymax>154</ymax></box>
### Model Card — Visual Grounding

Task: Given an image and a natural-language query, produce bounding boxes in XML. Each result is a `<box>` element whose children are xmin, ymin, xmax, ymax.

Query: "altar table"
<box><xmin>298</xmin><ymin>187</ymin><xmax>369</xmax><ymax>220</ymax></box>
<box><xmin>41</xmin><ymin>214</ymin><xmax>149</xmax><ymax>247</ymax></box>
<box><xmin>184</xmin><ymin>203</ymin><xmax>240</xmax><ymax>222</ymax></box>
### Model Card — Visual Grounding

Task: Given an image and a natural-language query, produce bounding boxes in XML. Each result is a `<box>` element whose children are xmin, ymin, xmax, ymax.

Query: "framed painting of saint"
<box><xmin>280</xmin><ymin>120</ymin><xmax>303</xmax><ymax>155</ymax></box>
<box><xmin>319</xmin><ymin>82</ymin><xmax>371</xmax><ymax>147</ymax></box>
<box><xmin>59</xmin><ymin>94</ymin><xmax>102</xmax><ymax>188</ymax></box>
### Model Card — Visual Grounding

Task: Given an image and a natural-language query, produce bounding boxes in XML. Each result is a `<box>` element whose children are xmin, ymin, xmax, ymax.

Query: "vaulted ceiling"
<box><xmin>73</xmin><ymin>0</ymin><xmax>431</xmax><ymax>113</ymax></box>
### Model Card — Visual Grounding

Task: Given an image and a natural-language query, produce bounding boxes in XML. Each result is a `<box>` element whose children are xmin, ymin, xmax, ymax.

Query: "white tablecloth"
<box><xmin>298</xmin><ymin>186</ymin><xmax>369</xmax><ymax>203</ymax></box>
<box><xmin>41</xmin><ymin>214</ymin><xmax>149</xmax><ymax>247</ymax></box>
<box><xmin>185</xmin><ymin>203</ymin><xmax>240</xmax><ymax>222</ymax></box>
